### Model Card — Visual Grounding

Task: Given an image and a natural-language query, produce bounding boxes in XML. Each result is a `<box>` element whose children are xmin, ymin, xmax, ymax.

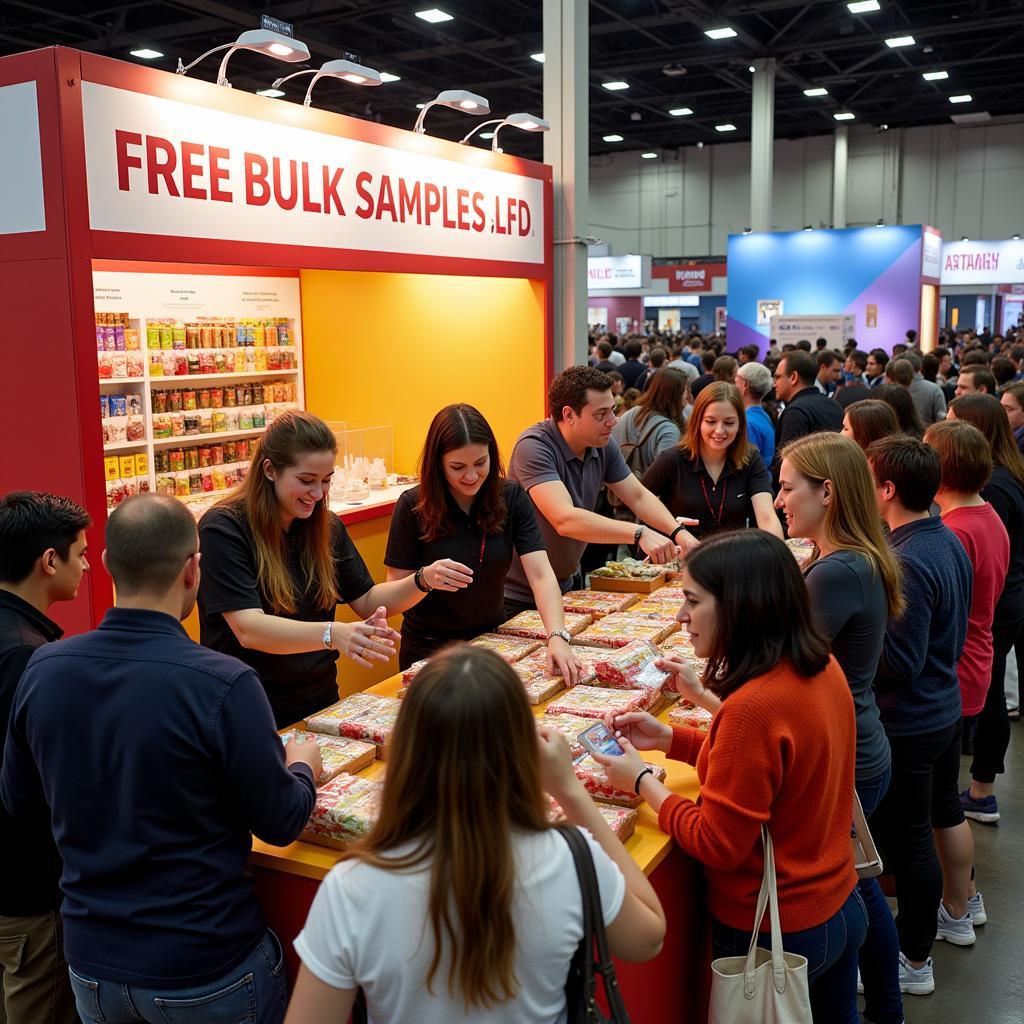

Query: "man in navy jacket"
<box><xmin>1</xmin><ymin>494</ymin><xmax>321</xmax><ymax>1024</ymax></box>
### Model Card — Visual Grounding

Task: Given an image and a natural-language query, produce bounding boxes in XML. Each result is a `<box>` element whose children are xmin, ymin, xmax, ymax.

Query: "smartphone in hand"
<box><xmin>578</xmin><ymin>721</ymin><xmax>625</xmax><ymax>757</ymax></box>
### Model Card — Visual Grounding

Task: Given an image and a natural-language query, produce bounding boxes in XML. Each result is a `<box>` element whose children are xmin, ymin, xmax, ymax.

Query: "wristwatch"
<box><xmin>547</xmin><ymin>629</ymin><xmax>572</xmax><ymax>645</ymax></box>
<box><xmin>322</xmin><ymin>622</ymin><xmax>334</xmax><ymax>650</ymax></box>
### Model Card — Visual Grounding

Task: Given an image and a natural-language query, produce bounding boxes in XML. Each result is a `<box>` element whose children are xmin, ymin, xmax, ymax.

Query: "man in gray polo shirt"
<box><xmin>504</xmin><ymin>366</ymin><xmax>697</xmax><ymax>613</ymax></box>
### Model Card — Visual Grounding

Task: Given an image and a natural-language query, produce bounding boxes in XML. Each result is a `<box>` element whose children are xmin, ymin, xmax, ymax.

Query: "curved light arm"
<box><xmin>176</xmin><ymin>44</ymin><xmax>232</xmax><ymax>77</ymax></box>
<box><xmin>413</xmin><ymin>100</ymin><xmax>439</xmax><ymax>134</ymax></box>
<box><xmin>272</xmin><ymin>69</ymin><xmax>317</xmax><ymax>89</ymax></box>
<box><xmin>459</xmin><ymin>119</ymin><xmax>503</xmax><ymax>144</ymax></box>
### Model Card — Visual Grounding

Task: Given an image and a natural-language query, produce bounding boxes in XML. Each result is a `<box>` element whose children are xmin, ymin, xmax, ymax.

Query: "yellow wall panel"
<box><xmin>300</xmin><ymin>270</ymin><xmax>547</xmax><ymax>473</ymax></box>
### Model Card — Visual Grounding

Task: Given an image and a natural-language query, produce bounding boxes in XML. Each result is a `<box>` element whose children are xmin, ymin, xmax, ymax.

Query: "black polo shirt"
<box><xmin>641</xmin><ymin>446</ymin><xmax>772</xmax><ymax>538</ymax></box>
<box><xmin>0</xmin><ymin>590</ymin><xmax>63</xmax><ymax>915</ymax></box>
<box><xmin>776</xmin><ymin>386</ymin><xmax>845</xmax><ymax>452</ymax></box>
<box><xmin>836</xmin><ymin>383</ymin><xmax>871</xmax><ymax>409</ymax></box>
<box><xmin>198</xmin><ymin>502</ymin><xmax>375</xmax><ymax>727</ymax></box>
<box><xmin>385</xmin><ymin>481</ymin><xmax>545</xmax><ymax>657</ymax></box>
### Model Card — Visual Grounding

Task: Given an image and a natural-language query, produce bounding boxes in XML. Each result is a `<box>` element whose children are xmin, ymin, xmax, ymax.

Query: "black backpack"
<box><xmin>606</xmin><ymin>416</ymin><xmax>663</xmax><ymax>521</ymax></box>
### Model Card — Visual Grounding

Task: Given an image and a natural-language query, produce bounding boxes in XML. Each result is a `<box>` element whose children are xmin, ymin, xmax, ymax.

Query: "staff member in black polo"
<box><xmin>385</xmin><ymin>404</ymin><xmax>583</xmax><ymax>683</ymax></box>
<box><xmin>641</xmin><ymin>382</ymin><xmax>783</xmax><ymax>539</ymax></box>
<box><xmin>772</xmin><ymin>350</ymin><xmax>845</xmax><ymax>484</ymax></box>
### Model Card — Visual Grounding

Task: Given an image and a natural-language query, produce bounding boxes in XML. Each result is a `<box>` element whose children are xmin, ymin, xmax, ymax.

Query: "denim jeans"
<box><xmin>856</xmin><ymin>767</ymin><xmax>904</xmax><ymax>1024</ymax></box>
<box><xmin>67</xmin><ymin>928</ymin><xmax>287</xmax><ymax>1024</ymax></box>
<box><xmin>712</xmin><ymin>888</ymin><xmax>868</xmax><ymax>1024</ymax></box>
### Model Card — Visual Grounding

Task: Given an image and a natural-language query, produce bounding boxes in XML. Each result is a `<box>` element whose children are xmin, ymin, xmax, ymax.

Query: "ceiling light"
<box><xmin>641</xmin><ymin>152</ymin><xmax>658</xmax><ymax>159</ymax></box>
<box><xmin>834</xmin><ymin>111</ymin><xmax>855</xmax><ymax>121</ymax></box>
<box><xmin>961</xmin><ymin>235</ymin><xmax>969</xmax><ymax>241</ymax></box>
<box><xmin>256</xmin><ymin>87</ymin><xmax>286</xmax><ymax>98</ymax></box>
<box><xmin>950</xmin><ymin>94</ymin><xmax>973</xmax><ymax>103</ymax></box>
<box><xmin>273</xmin><ymin>59</ymin><xmax>382</xmax><ymax>105</ymax></box>
<box><xmin>715</xmin><ymin>123</ymin><xmax>737</xmax><ymax>132</ymax></box>
<box><xmin>847</xmin><ymin>0</ymin><xmax>881</xmax><ymax>12</ymax></box>
<box><xmin>379</xmin><ymin>72</ymin><xmax>401</xmax><ymax>83</ymax></box>
<box><xmin>1012</xmin><ymin>233</ymin><xmax>1021</xmax><ymax>240</ymax></box>
<box><xmin>130</xmin><ymin>48</ymin><xmax>164</xmax><ymax>60</ymax></box>
<box><xmin>415</xmin><ymin>102</ymin><xmax>427</xmax><ymax>109</ymax></box>
<box><xmin>922</xmin><ymin>70</ymin><xmax>949</xmax><ymax>81</ymax></box>
<box><xmin>876</xmin><ymin>219</ymin><xmax>885</xmax><ymax>227</ymax></box>
<box><xmin>530</xmin><ymin>52</ymin><xmax>545</xmax><ymax>63</ymax></box>
<box><xmin>804</xmin><ymin>225</ymin><xmax>813</xmax><ymax>232</ymax></box>
<box><xmin>804</xmin><ymin>87</ymin><xmax>828</xmax><ymax>97</ymax></box>
<box><xmin>480</xmin><ymin>132</ymin><xmax>494</xmax><ymax>139</ymax></box>
<box><xmin>603</xmin><ymin>134</ymin><xmax>624</xmax><ymax>143</ymax></box>
<box><xmin>413</xmin><ymin>89</ymin><xmax>490</xmax><ymax>132</ymax></box>
<box><xmin>603</xmin><ymin>81</ymin><xmax>629</xmax><ymax>91</ymax></box>
<box><xmin>176</xmin><ymin>29</ymin><xmax>310</xmax><ymax>87</ymax></box>
<box><xmin>748</xmin><ymin>65</ymin><xmax>756</xmax><ymax>73</ymax></box>
<box><xmin>742</xmin><ymin>227</ymin><xmax>752</xmax><ymax>234</ymax></box>
<box><xmin>705</xmin><ymin>27</ymin><xmax>737</xmax><ymax>39</ymax></box>
<box><xmin>415</xmin><ymin>8</ymin><xmax>454</xmax><ymax>23</ymax></box>
<box><xmin>885</xmin><ymin>35</ymin><xmax>915</xmax><ymax>48</ymax></box>
<box><xmin>669</xmin><ymin>107</ymin><xmax>693</xmax><ymax>116</ymax></box>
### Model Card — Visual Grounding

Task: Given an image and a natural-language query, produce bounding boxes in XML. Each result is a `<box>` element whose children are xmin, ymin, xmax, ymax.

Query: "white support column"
<box><xmin>749</xmin><ymin>58</ymin><xmax>775</xmax><ymax>233</ymax></box>
<box><xmin>832</xmin><ymin>126</ymin><xmax>849</xmax><ymax>228</ymax></box>
<box><xmin>543</xmin><ymin>0</ymin><xmax>589</xmax><ymax>370</ymax></box>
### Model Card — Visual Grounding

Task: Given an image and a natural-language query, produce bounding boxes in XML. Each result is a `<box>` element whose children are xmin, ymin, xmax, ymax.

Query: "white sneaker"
<box><xmin>899</xmin><ymin>952</ymin><xmax>934</xmax><ymax>995</ymax></box>
<box><xmin>936</xmin><ymin>902</ymin><xmax>976</xmax><ymax>946</ymax></box>
<box><xmin>857</xmin><ymin>969</ymin><xmax>864</xmax><ymax>994</ymax></box>
<box><xmin>967</xmin><ymin>891</ymin><xmax>987</xmax><ymax>926</ymax></box>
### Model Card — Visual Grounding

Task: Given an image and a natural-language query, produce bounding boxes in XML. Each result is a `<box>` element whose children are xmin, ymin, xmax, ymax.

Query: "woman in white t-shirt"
<box><xmin>285</xmin><ymin>645</ymin><xmax>666</xmax><ymax>1024</ymax></box>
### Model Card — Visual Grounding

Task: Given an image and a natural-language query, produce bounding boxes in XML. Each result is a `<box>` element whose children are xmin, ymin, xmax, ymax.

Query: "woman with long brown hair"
<box><xmin>197</xmin><ymin>411</ymin><xmax>430</xmax><ymax>727</ymax></box>
<box><xmin>841</xmin><ymin>399</ymin><xmax>901</xmax><ymax>451</ymax></box>
<box><xmin>641</xmin><ymin>381</ymin><xmax>782</xmax><ymax>538</ymax></box>
<box><xmin>284</xmin><ymin>645</ymin><xmax>665</xmax><ymax>1023</ymax></box>
<box><xmin>775</xmin><ymin>431</ymin><xmax>905</xmax><ymax>1024</ymax></box>
<box><xmin>947</xmin><ymin>394</ymin><xmax>1024</xmax><ymax>827</ymax></box>
<box><xmin>873</xmin><ymin>384</ymin><xmax>925</xmax><ymax>439</ymax></box>
<box><xmin>384</xmin><ymin>404</ymin><xmax>582</xmax><ymax>681</ymax></box>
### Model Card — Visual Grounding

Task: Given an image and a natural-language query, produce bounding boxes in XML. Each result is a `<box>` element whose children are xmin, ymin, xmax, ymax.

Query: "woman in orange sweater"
<box><xmin>596</xmin><ymin>530</ymin><xmax>866</xmax><ymax>1023</ymax></box>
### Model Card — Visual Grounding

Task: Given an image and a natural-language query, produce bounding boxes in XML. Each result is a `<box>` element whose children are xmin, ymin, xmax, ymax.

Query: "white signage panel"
<box><xmin>588</xmin><ymin>255</ymin><xmax>646</xmax><ymax>291</ymax></box>
<box><xmin>940</xmin><ymin>239</ymin><xmax>1024</xmax><ymax>285</ymax></box>
<box><xmin>770</xmin><ymin>315</ymin><xmax>855</xmax><ymax>348</ymax></box>
<box><xmin>922</xmin><ymin>228</ymin><xmax>942</xmax><ymax>283</ymax></box>
<box><xmin>0</xmin><ymin>82</ymin><xmax>46</xmax><ymax>235</ymax></box>
<box><xmin>82</xmin><ymin>82</ymin><xmax>544</xmax><ymax>265</ymax></box>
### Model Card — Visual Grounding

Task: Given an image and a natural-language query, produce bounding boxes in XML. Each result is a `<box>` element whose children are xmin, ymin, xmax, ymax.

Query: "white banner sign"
<box><xmin>770</xmin><ymin>315</ymin><xmax>855</xmax><ymax>347</ymax></box>
<box><xmin>588</xmin><ymin>255</ymin><xmax>646</xmax><ymax>291</ymax></box>
<box><xmin>941</xmin><ymin>239</ymin><xmax>1024</xmax><ymax>285</ymax></box>
<box><xmin>0</xmin><ymin>82</ymin><xmax>46</xmax><ymax>235</ymax></box>
<box><xmin>922</xmin><ymin>228</ymin><xmax>942</xmax><ymax>283</ymax></box>
<box><xmin>81</xmin><ymin>82</ymin><xmax>544</xmax><ymax>265</ymax></box>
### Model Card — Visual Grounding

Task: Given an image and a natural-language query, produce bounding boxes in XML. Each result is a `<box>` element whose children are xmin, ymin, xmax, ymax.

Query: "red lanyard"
<box><xmin>699</xmin><ymin>472</ymin><xmax>728</xmax><ymax>528</ymax></box>
<box><xmin>478</xmin><ymin>531</ymin><xmax>487</xmax><ymax>568</ymax></box>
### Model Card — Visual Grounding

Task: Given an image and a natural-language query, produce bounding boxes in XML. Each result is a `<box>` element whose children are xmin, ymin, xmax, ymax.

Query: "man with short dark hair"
<box><xmin>866</xmin><ymin>348</ymin><xmax>888</xmax><ymax>389</ymax></box>
<box><xmin>0</xmin><ymin>491</ymin><xmax>90</xmax><ymax>1024</ymax></box>
<box><xmin>690</xmin><ymin>350</ymin><xmax>717</xmax><ymax>400</ymax></box>
<box><xmin>796</xmin><ymin>339</ymin><xmax>812</xmax><ymax>353</ymax></box>
<box><xmin>737</xmin><ymin>343</ymin><xmax>760</xmax><ymax>366</ymax></box>
<box><xmin>815</xmin><ymin>336</ymin><xmax>828</xmax><ymax>352</ymax></box>
<box><xmin>866</xmin><ymin>437</ymin><xmax>972</xmax><ymax>998</ymax></box>
<box><xmin>893</xmin><ymin>342</ymin><xmax>909</xmax><ymax>358</ymax></box>
<box><xmin>886</xmin><ymin>358</ymin><xmax>916</xmax><ymax>388</ymax></box>
<box><xmin>617</xmin><ymin>339</ymin><xmax>647</xmax><ymax>390</ymax></box>
<box><xmin>814</xmin><ymin>350</ymin><xmax>841</xmax><ymax>396</ymax></box>
<box><xmin>837</xmin><ymin>350</ymin><xmax>871</xmax><ymax>409</ymax></box>
<box><xmin>2</xmin><ymin>494</ymin><xmax>320</xmax><ymax>1024</ymax></box>
<box><xmin>593</xmin><ymin>340</ymin><xmax>617</xmax><ymax>374</ymax></box>
<box><xmin>772</xmin><ymin>351</ymin><xmax>844</xmax><ymax>464</ymax></box>
<box><xmin>504</xmin><ymin>366</ymin><xmax>695</xmax><ymax>614</ymax></box>
<box><xmin>991</xmin><ymin>356</ymin><xmax>1016</xmax><ymax>390</ymax></box>
<box><xmin>956</xmin><ymin>367</ymin><xmax>997</xmax><ymax>397</ymax></box>
<box><xmin>637</xmin><ymin>346</ymin><xmax>666</xmax><ymax>391</ymax></box>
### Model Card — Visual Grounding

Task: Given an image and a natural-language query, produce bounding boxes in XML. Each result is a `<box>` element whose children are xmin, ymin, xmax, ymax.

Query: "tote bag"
<box><xmin>707</xmin><ymin>826</ymin><xmax>813</xmax><ymax>1024</ymax></box>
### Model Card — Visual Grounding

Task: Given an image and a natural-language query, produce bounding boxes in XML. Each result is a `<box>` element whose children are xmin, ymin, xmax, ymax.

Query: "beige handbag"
<box><xmin>852</xmin><ymin>789</ymin><xmax>883</xmax><ymax>879</ymax></box>
<box><xmin>708</xmin><ymin>827</ymin><xmax>813</xmax><ymax>1024</ymax></box>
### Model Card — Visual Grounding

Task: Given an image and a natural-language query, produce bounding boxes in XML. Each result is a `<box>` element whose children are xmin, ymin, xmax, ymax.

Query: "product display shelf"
<box><xmin>147</xmin><ymin>368</ymin><xmax>301</xmax><ymax>387</ymax></box>
<box><xmin>151</xmin><ymin>427</ymin><xmax>266</xmax><ymax>449</ymax></box>
<box><xmin>95</xmin><ymin>310</ymin><xmax>304</xmax><ymax>513</ymax></box>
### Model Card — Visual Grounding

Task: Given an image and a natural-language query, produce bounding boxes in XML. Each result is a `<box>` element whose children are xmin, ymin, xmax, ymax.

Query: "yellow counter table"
<box><xmin>250</xmin><ymin>674</ymin><xmax>711</xmax><ymax>1023</ymax></box>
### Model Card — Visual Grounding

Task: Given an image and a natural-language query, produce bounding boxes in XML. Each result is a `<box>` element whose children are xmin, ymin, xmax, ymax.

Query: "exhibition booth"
<box><xmin>726</xmin><ymin>224</ymin><xmax>943</xmax><ymax>355</ymax></box>
<box><xmin>939</xmin><ymin>237</ymin><xmax>1024</xmax><ymax>334</ymax></box>
<box><xmin>0</xmin><ymin>47</ymin><xmax>709</xmax><ymax>1022</ymax></box>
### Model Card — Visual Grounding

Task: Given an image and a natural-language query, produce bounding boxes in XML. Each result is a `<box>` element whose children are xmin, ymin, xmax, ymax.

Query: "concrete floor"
<box><xmin>868</xmin><ymin>720</ymin><xmax>1023</xmax><ymax>1024</ymax></box>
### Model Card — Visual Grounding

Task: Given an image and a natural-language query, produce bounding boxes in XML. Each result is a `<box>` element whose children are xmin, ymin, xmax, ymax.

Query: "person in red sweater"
<box><xmin>594</xmin><ymin>529</ymin><xmax>865</xmax><ymax>1023</ymax></box>
<box><xmin>924</xmin><ymin>419</ymin><xmax>1009</xmax><ymax>946</ymax></box>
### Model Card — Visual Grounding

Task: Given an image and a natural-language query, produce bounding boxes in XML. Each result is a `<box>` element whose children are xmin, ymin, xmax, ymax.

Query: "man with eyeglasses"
<box><xmin>503</xmin><ymin>366</ymin><xmax>697</xmax><ymax>617</ymax></box>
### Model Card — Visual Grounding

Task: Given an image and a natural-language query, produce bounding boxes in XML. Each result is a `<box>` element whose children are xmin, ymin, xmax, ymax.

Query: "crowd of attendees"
<box><xmin>0</xmin><ymin>317</ymin><xmax>1021</xmax><ymax>1023</ymax></box>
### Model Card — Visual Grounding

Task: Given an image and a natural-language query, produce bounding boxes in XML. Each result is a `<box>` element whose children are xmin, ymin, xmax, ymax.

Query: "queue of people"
<box><xmin>0</xmin><ymin>330</ymin><xmax>1020</xmax><ymax>1023</ymax></box>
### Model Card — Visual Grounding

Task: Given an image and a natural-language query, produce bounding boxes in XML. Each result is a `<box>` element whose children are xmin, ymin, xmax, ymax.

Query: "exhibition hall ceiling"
<box><xmin>1</xmin><ymin>0</ymin><xmax>1021</xmax><ymax>159</ymax></box>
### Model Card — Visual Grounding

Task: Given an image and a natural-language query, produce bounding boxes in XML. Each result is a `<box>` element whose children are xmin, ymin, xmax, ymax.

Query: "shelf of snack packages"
<box><xmin>95</xmin><ymin>312</ymin><xmax>303</xmax><ymax>516</ymax></box>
